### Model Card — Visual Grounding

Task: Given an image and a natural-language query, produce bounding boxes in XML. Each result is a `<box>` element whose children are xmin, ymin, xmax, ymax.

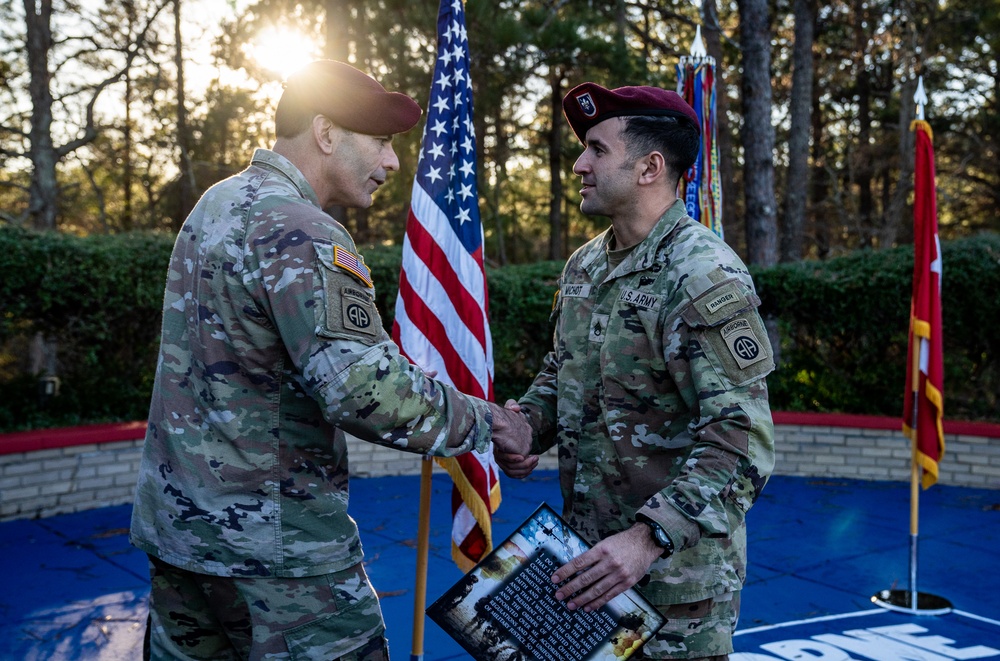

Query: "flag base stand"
<box><xmin>871</xmin><ymin>589</ymin><xmax>952</xmax><ymax>616</ymax></box>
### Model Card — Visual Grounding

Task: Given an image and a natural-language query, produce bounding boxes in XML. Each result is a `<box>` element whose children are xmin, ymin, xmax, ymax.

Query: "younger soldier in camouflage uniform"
<box><xmin>496</xmin><ymin>84</ymin><xmax>775</xmax><ymax>660</ymax></box>
<box><xmin>130</xmin><ymin>60</ymin><xmax>531</xmax><ymax>661</ymax></box>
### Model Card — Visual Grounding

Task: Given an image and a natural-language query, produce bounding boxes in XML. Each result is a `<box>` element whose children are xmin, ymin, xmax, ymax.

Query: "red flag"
<box><xmin>393</xmin><ymin>0</ymin><xmax>500</xmax><ymax>571</ymax></box>
<box><xmin>903</xmin><ymin>119</ymin><xmax>945</xmax><ymax>489</ymax></box>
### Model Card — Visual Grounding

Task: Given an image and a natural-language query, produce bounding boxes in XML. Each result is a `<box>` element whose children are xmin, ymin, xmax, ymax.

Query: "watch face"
<box><xmin>649</xmin><ymin>523</ymin><xmax>672</xmax><ymax>553</ymax></box>
<box><xmin>654</xmin><ymin>527</ymin><xmax>670</xmax><ymax>546</ymax></box>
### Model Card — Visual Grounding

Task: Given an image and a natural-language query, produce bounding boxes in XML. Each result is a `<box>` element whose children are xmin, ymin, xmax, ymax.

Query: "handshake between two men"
<box><xmin>489</xmin><ymin>400</ymin><xmax>539</xmax><ymax>479</ymax></box>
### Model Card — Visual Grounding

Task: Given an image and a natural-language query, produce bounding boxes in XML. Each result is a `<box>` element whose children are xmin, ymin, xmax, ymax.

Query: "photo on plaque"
<box><xmin>427</xmin><ymin>503</ymin><xmax>665</xmax><ymax>661</ymax></box>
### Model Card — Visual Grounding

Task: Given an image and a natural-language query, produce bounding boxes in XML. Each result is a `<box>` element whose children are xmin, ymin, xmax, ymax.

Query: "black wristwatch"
<box><xmin>644</xmin><ymin>520</ymin><xmax>675</xmax><ymax>556</ymax></box>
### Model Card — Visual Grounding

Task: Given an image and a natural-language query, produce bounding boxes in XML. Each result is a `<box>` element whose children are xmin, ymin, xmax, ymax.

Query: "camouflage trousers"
<box><xmin>637</xmin><ymin>591</ymin><xmax>740</xmax><ymax>660</ymax></box>
<box><xmin>144</xmin><ymin>555</ymin><xmax>389</xmax><ymax>661</ymax></box>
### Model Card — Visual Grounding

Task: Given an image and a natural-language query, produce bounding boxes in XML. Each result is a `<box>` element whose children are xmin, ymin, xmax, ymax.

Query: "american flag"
<box><xmin>393</xmin><ymin>0</ymin><xmax>500</xmax><ymax>571</ymax></box>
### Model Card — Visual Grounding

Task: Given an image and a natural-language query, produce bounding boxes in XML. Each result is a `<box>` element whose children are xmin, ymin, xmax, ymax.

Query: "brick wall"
<box><xmin>0</xmin><ymin>440</ymin><xmax>144</xmax><ymax>520</ymax></box>
<box><xmin>1</xmin><ymin>414</ymin><xmax>997</xmax><ymax>521</ymax></box>
<box><xmin>772</xmin><ymin>423</ymin><xmax>1000</xmax><ymax>487</ymax></box>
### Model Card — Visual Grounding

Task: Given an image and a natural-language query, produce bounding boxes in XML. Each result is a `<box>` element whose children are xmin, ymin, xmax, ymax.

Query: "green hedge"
<box><xmin>1</xmin><ymin>226</ymin><xmax>997</xmax><ymax>431</ymax></box>
<box><xmin>0</xmin><ymin>227</ymin><xmax>172</xmax><ymax>430</ymax></box>
<box><xmin>755</xmin><ymin>233</ymin><xmax>1000</xmax><ymax>421</ymax></box>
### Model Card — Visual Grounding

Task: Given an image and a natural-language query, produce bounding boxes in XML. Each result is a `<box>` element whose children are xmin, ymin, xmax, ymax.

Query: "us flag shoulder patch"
<box><xmin>333</xmin><ymin>245</ymin><xmax>373</xmax><ymax>288</ymax></box>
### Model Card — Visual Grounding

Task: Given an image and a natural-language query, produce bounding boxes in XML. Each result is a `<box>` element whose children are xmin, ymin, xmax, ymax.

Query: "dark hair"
<box><xmin>620</xmin><ymin>115</ymin><xmax>700</xmax><ymax>185</ymax></box>
<box><xmin>274</xmin><ymin>88</ymin><xmax>317</xmax><ymax>138</ymax></box>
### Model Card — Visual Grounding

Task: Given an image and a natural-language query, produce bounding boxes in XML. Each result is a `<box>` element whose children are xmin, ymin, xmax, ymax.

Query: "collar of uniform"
<box><xmin>603</xmin><ymin>199</ymin><xmax>688</xmax><ymax>280</ymax></box>
<box><xmin>250</xmin><ymin>148</ymin><xmax>322</xmax><ymax>209</ymax></box>
<box><xmin>580</xmin><ymin>227</ymin><xmax>617</xmax><ymax>282</ymax></box>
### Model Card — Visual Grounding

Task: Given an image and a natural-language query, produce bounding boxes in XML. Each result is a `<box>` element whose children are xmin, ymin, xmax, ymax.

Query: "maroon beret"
<box><xmin>282</xmin><ymin>60</ymin><xmax>422</xmax><ymax>135</ymax></box>
<box><xmin>562</xmin><ymin>82</ymin><xmax>700</xmax><ymax>143</ymax></box>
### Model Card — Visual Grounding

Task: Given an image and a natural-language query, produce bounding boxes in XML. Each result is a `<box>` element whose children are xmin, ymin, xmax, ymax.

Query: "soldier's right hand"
<box><xmin>491</xmin><ymin>399</ymin><xmax>539</xmax><ymax>478</ymax></box>
<box><xmin>495</xmin><ymin>449</ymin><xmax>539</xmax><ymax>479</ymax></box>
<box><xmin>487</xmin><ymin>400</ymin><xmax>532</xmax><ymax>459</ymax></box>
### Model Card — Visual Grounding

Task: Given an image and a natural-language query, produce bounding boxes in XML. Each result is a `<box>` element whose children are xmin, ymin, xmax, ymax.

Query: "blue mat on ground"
<box><xmin>1</xmin><ymin>473</ymin><xmax>998</xmax><ymax>660</ymax></box>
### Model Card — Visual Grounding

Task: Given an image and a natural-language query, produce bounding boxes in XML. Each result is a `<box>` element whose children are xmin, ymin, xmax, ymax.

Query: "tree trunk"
<box><xmin>496</xmin><ymin>111</ymin><xmax>511</xmax><ymax>266</ymax></box>
<box><xmin>883</xmin><ymin>3</ymin><xmax>921</xmax><ymax>248</ymax></box>
<box><xmin>18</xmin><ymin>0</ymin><xmax>166</xmax><ymax>231</ymax></box>
<box><xmin>324</xmin><ymin>0</ymin><xmax>349</xmax><ymax>61</ymax></box>
<box><xmin>29</xmin><ymin>332</ymin><xmax>58</xmax><ymax>377</ymax></box>
<box><xmin>122</xmin><ymin>0</ymin><xmax>137</xmax><ymax>231</ymax></box>
<box><xmin>323</xmin><ymin>0</ymin><xmax>350</xmax><ymax>225</ymax></box>
<box><xmin>481</xmin><ymin>105</ymin><xmax>508</xmax><ymax>266</ymax></box>
<box><xmin>173</xmin><ymin>0</ymin><xmax>195</xmax><ymax>229</ymax></box>
<box><xmin>809</xmin><ymin>78</ymin><xmax>829</xmax><ymax>259</ymax></box>
<box><xmin>547</xmin><ymin>71</ymin><xmax>564</xmax><ymax>260</ymax></box>
<box><xmin>887</xmin><ymin>76</ymin><xmax>917</xmax><ymax>246</ymax></box>
<box><xmin>123</xmin><ymin>70</ymin><xmax>135</xmax><ymax>231</ymax></box>
<box><xmin>702</xmin><ymin>0</ymin><xmax>736</xmax><ymax>237</ymax></box>
<box><xmin>737</xmin><ymin>0</ymin><xmax>778</xmax><ymax>267</ymax></box>
<box><xmin>24</xmin><ymin>0</ymin><xmax>59</xmax><ymax>230</ymax></box>
<box><xmin>852</xmin><ymin>0</ymin><xmax>873</xmax><ymax>246</ymax></box>
<box><xmin>779</xmin><ymin>0</ymin><xmax>814</xmax><ymax>262</ymax></box>
<box><xmin>353</xmin><ymin>206</ymin><xmax>370</xmax><ymax>245</ymax></box>
<box><xmin>562</xmin><ymin>189</ymin><xmax>571</xmax><ymax>255</ymax></box>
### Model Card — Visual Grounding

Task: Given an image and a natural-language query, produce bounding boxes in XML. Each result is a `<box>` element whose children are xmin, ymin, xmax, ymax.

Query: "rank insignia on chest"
<box><xmin>333</xmin><ymin>245</ymin><xmax>373</xmax><ymax>289</ymax></box>
<box><xmin>589</xmin><ymin>314</ymin><xmax>610</xmax><ymax>343</ymax></box>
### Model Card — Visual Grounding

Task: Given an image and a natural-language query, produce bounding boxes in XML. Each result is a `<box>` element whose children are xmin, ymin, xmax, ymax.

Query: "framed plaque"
<box><xmin>427</xmin><ymin>503</ymin><xmax>665</xmax><ymax>661</ymax></box>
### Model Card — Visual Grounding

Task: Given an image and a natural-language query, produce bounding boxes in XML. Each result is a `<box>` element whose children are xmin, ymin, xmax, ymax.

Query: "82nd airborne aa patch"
<box><xmin>720</xmin><ymin>317</ymin><xmax>767</xmax><ymax>369</ymax></box>
<box><xmin>340</xmin><ymin>286</ymin><xmax>378</xmax><ymax>337</ymax></box>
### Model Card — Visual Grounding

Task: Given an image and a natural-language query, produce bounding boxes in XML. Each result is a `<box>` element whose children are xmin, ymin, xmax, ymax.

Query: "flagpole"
<box><xmin>872</xmin><ymin>76</ymin><xmax>950</xmax><ymax>615</ymax></box>
<box><xmin>874</xmin><ymin>316</ymin><xmax>950</xmax><ymax>614</ymax></box>
<box><xmin>411</xmin><ymin>456</ymin><xmax>434</xmax><ymax>661</ymax></box>
<box><xmin>908</xmin><ymin>338</ymin><xmax>921</xmax><ymax>611</ymax></box>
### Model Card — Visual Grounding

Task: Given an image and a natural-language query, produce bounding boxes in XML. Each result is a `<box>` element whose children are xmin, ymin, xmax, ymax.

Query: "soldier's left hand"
<box><xmin>550</xmin><ymin>524</ymin><xmax>663</xmax><ymax>613</ymax></box>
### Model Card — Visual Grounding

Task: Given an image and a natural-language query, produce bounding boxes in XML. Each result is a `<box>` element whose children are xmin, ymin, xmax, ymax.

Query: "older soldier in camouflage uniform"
<box><xmin>496</xmin><ymin>84</ymin><xmax>775</xmax><ymax>660</ymax></box>
<box><xmin>130</xmin><ymin>60</ymin><xmax>531</xmax><ymax>661</ymax></box>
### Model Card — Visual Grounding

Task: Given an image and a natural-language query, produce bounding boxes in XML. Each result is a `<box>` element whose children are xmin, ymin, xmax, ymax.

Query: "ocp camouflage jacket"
<box><xmin>130</xmin><ymin>149</ymin><xmax>492</xmax><ymax>578</ymax></box>
<box><xmin>519</xmin><ymin>200</ymin><xmax>775</xmax><ymax>605</ymax></box>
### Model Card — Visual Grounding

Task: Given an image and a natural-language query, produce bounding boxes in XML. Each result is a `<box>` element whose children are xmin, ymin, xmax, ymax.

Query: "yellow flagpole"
<box><xmin>411</xmin><ymin>457</ymin><xmax>434</xmax><ymax>661</ymax></box>
<box><xmin>908</xmin><ymin>336</ymin><xmax>921</xmax><ymax>610</ymax></box>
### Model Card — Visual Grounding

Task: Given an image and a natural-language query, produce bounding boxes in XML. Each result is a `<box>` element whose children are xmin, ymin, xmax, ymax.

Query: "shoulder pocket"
<box><xmin>313</xmin><ymin>240</ymin><xmax>383</xmax><ymax>345</ymax></box>
<box><xmin>680</xmin><ymin>277</ymin><xmax>773</xmax><ymax>386</ymax></box>
<box><xmin>681</xmin><ymin>278</ymin><xmax>759</xmax><ymax>328</ymax></box>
